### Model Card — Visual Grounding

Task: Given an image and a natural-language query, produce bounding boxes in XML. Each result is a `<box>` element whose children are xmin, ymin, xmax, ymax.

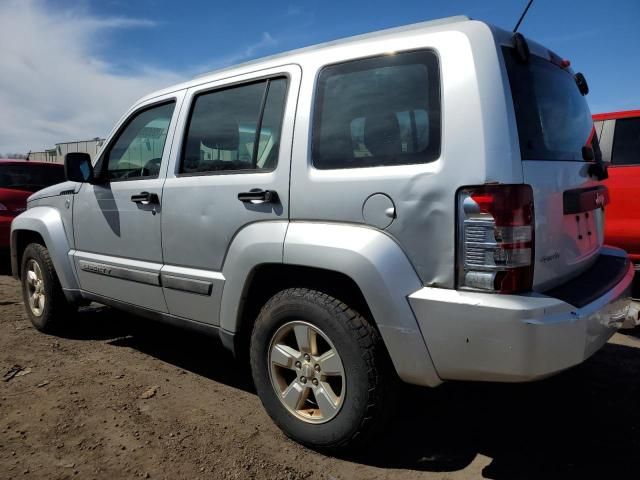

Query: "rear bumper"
<box><xmin>408</xmin><ymin>249</ymin><xmax>635</xmax><ymax>383</ymax></box>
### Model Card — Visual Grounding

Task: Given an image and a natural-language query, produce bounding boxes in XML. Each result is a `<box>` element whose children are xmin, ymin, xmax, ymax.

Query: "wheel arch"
<box><xmin>220</xmin><ymin>221</ymin><xmax>442</xmax><ymax>387</ymax></box>
<box><xmin>11</xmin><ymin>229</ymin><xmax>45</xmax><ymax>278</ymax></box>
<box><xmin>11</xmin><ymin>207</ymin><xmax>80</xmax><ymax>299</ymax></box>
<box><xmin>230</xmin><ymin>263</ymin><xmax>375</xmax><ymax>365</ymax></box>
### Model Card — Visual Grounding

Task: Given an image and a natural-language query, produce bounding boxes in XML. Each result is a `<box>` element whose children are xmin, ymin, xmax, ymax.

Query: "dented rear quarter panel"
<box><xmin>289</xmin><ymin>21</ymin><xmax>523</xmax><ymax>289</ymax></box>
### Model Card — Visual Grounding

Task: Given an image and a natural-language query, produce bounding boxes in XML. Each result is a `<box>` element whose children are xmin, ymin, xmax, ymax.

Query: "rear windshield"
<box><xmin>503</xmin><ymin>47</ymin><xmax>595</xmax><ymax>161</ymax></box>
<box><xmin>0</xmin><ymin>164</ymin><xmax>65</xmax><ymax>192</ymax></box>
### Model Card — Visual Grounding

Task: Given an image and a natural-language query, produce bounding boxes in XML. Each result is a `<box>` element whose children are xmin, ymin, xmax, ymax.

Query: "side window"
<box><xmin>105</xmin><ymin>102</ymin><xmax>175</xmax><ymax>181</ymax></box>
<box><xmin>611</xmin><ymin>117</ymin><xmax>640</xmax><ymax>166</ymax></box>
<box><xmin>181</xmin><ymin>77</ymin><xmax>288</xmax><ymax>174</ymax></box>
<box><xmin>312</xmin><ymin>50</ymin><xmax>441</xmax><ymax>169</ymax></box>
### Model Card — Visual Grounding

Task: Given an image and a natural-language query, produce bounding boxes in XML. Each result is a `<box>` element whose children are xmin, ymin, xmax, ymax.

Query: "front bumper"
<box><xmin>409</xmin><ymin>250</ymin><xmax>635</xmax><ymax>382</ymax></box>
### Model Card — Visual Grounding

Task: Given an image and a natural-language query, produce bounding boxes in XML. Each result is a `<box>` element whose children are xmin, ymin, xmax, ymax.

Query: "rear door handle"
<box><xmin>131</xmin><ymin>192</ymin><xmax>159</xmax><ymax>205</ymax></box>
<box><xmin>237</xmin><ymin>189</ymin><xmax>278</xmax><ymax>204</ymax></box>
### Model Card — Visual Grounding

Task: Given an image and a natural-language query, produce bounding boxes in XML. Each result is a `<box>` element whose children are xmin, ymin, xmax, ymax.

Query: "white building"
<box><xmin>28</xmin><ymin>138</ymin><xmax>105</xmax><ymax>164</ymax></box>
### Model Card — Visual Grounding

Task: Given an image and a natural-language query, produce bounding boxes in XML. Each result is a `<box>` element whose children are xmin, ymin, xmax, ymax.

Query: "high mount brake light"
<box><xmin>457</xmin><ymin>185</ymin><xmax>534</xmax><ymax>293</ymax></box>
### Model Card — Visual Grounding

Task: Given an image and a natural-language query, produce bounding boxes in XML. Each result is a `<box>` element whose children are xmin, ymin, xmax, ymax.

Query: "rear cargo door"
<box><xmin>503</xmin><ymin>47</ymin><xmax>607</xmax><ymax>291</ymax></box>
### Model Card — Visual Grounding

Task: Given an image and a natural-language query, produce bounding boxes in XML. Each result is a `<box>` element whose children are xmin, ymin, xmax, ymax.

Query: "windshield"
<box><xmin>503</xmin><ymin>47</ymin><xmax>596</xmax><ymax>161</ymax></box>
<box><xmin>0</xmin><ymin>164</ymin><xmax>65</xmax><ymax>192</ymax></box>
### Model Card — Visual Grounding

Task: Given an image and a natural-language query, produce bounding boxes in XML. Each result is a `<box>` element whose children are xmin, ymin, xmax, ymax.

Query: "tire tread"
<box><xmin>21</xmin><ymin>242</ymin><xmax>73</xmax><ymax>332</ymax></box>
<box><xmin>251</xmin><ymin>287</ymin><xmax>393</xmax><ymax>450</ymax></box>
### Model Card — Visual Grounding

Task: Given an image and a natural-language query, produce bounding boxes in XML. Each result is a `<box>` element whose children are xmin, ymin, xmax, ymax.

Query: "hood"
<box><xmin>27</xmin><ymin>181</ymin><xmax>81</xmax><ymax>203</ymax></box>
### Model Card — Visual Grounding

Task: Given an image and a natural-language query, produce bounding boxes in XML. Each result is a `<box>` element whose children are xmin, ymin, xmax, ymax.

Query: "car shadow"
<box><xmin>54</xmin><ymin>304</ymin><xmax>137</xmax><ymax>341</ymax></box>
<box><xmin>621</xmin><ymin>325</ymin><xmax>640</xmax><ymax>340</ymax></box>
<box><xmin>55</xmin><ymin>306</ymin><xmax>640</xmax><ymax>479</ymax></box>
<box><xmin>347</xmin><ymin>341</ymin><xmax>640</xmax><ymax>480</ymax></box>
<box><xmin>56</xmin><ymin>304</ymin><xmax>255</xmax><ymax>393</ymax></box>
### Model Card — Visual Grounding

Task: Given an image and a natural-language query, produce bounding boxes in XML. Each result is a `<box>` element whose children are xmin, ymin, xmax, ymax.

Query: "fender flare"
<box><xmin>10</xmin><ymin>207</ymin><xmax>80</xmax><ymax>298</ymax></box>
<box><xmin>219</xmin><ymin>221</ymin><xmax>441</xmax><ymax>387</ymax></box>
<box><xmin>219</xmin><ymin>221</ymin><xmax>289</xmax><ymax>333</ymax></box>
<box><xmin>283</xmin><ymin>222</ymin><xmax>441</xmax><ymax>387</ymax></box>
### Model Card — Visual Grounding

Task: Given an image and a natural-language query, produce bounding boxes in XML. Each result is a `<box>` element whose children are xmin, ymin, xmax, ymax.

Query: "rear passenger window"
<box><xmin>611</xmin><ymin>117</ymin><xmax>640</xmax><ymax>166</ymax></box>
<box><xmin>181</xmin><ymin>78</ymin><xmax>287</xmax><ymax>174</ymax></box>
<box><xmin>312</xmin><ymin>51</ymin><xmax>441</xmax><ymax>169</ymax></box>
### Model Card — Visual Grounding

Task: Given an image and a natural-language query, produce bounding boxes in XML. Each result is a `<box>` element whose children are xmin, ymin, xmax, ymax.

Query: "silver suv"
<box><xmin>10</xmin><ymin>16</ymin><xmax>636</xmax><ymax>450</ymax></box>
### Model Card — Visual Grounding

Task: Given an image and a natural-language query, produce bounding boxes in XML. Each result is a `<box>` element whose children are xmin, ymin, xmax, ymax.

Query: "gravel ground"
<box><xmin>1</xmin><ymin>274</ymin><xmax>640</xmax><ymax>480</ymax></box>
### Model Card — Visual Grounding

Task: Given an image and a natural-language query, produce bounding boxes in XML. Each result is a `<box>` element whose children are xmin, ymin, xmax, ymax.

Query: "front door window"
<box><xmin>104</xmin><ymin>102</ymin><xmax>175</xmax><ymax>180</ymax></box>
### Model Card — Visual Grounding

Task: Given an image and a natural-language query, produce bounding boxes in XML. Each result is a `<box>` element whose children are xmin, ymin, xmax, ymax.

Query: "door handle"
<box><xmin>131</xmin><ymin>192</ymin><xmax>159</xmax><ymax>205</ymax></box>
<box><xmin>237</xmin><ymin>189</ymin><xmax>278</xmax><ymax>204</ymax></box>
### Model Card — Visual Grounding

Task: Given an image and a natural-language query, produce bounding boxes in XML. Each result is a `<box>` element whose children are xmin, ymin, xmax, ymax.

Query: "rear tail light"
<box><xmin>457</xmin><ymin>185</ymin><xmax>534</xmax><ymax>293</ymax></box>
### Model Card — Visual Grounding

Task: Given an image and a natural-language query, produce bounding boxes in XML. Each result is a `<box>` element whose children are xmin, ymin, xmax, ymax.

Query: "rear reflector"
<box><xmin>457</xmin><ymin>185</ymin><xmax>534</xmax><ymax>293</ymax></box>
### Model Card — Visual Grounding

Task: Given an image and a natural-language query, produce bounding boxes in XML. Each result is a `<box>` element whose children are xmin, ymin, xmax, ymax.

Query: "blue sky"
<box><xmin>59</xmin><ymin>0</ymin><xmax>640</xmax><ymax>111</ymax></box>
<box><xmin>1</xmin><ymin>0</ymin><xmax>638</xmax><ymax>153</ymax></box>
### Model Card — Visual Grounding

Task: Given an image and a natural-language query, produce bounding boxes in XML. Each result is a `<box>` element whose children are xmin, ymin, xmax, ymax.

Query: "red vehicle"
<box><xmin>593</xmin><ymin>110</ymin><xmax>640</xmax><ymax>263</ymax></box>
<box><xmin>0</xmin><ymin>160</ymin><xmax>65</xmax><ymax>254</ymax></box>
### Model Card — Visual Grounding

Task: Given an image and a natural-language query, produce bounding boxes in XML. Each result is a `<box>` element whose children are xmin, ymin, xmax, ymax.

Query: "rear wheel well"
<box><xmin>14</xmin><ymin>230</ymin><xmax>46</xmax><ymax>278</ymax></box>
<box><xmin>234</xmin><ymin>264</ymin><xmax>375</xmax><ymax>364</ymax></box>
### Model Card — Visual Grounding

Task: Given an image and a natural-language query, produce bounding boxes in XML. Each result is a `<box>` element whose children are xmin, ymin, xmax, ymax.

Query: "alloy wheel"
<box><xmin>268</xmin><ymin>321</ymin><xmax>345</xmax><ymax>424</ymax></box>
<box><xmin>25</xmin><ymin>259</ymin><xmax>46</xmax><ymax>317</ymax></box>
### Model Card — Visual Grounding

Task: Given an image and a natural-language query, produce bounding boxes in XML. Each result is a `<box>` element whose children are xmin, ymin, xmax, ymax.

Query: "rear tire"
<box><xmin>20</xmin><ymin>243</ymin><xmax>75</xmax><ymax>333</ymax></box>
<box><xmin>250</xmin><ymin>288</ymin><xmax>395</xmax><ymax>451</ymax></box>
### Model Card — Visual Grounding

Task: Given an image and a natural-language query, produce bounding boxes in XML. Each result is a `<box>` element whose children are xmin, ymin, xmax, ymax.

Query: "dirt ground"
<box><xmin>1</xmin><ymin>275</ymin><xmax>640</xmax><ymax>480</ymax></box>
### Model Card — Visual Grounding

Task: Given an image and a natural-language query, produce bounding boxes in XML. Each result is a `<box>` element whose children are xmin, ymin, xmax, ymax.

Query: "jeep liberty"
<box><xmin>11</xmin><ymin>17</ymin><xmax>636</xmax><ymax>450</ymax></box>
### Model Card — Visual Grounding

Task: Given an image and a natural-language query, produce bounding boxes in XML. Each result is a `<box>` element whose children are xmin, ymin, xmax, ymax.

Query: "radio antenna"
<box><xmin>513</xmin><ymin>0</ymin><xmax>534</xmax><ymax>33</ymax></box>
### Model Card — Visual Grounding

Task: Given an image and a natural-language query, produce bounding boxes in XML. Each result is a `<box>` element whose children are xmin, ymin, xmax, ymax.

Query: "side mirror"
<box><xmin>65</xmin><ymin>152</ymin><xmax>94</xmax><ymax>183</ymax></box>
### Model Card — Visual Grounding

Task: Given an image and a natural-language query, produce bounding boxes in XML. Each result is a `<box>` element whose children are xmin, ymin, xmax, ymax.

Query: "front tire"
<box><xmin>20</xmin><ymin>243</ymin><xmax>75</xmax><ymax>332</ymax></box>
<box><xmin>250</xmin><ymin>288</ymin><xmax>394</xmax><ymax>451</ymax></box>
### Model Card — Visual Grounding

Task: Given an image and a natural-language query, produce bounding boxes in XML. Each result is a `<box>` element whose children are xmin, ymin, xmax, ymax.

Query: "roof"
<box><xmin>593</xmin><ymin>110</ymin><xmax>640</xmax><ymax>121</ymax></box>
<box><xmin>137</xmin><ymin>15</ymin><xmax>471</xmax><ymax>104</ymax></box>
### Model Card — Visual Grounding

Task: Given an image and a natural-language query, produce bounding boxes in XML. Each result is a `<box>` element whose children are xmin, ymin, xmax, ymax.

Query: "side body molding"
<box><xmin>283</xmin><ymin>222</ymin><xmax>442</xmax><ymax>387</ymax></box>
<box><xmin>10</xmin><ymin>207</ymin><xmax>80</xmax><ymax>300</ymax></box>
